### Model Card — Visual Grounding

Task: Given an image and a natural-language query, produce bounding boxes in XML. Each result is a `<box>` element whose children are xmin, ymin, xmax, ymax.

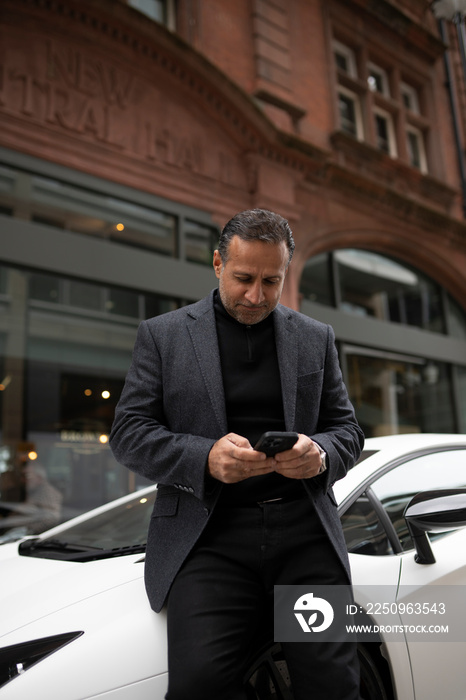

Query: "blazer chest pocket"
<box><xmin>297</xmin><ymin>369</ymin><xmax>323</xmax><ymax>389</ymax></box>
<box><xmin>152</xmin><ymin>493</ymin><xmax>179</xmax><ymax>517</ymax></box>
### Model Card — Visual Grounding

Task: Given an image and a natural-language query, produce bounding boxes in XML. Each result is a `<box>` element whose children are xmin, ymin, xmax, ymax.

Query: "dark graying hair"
<box><xmin>218</xmin><ymin>209</ymin><xmax>295</xmax><ymax>264</ymax></box>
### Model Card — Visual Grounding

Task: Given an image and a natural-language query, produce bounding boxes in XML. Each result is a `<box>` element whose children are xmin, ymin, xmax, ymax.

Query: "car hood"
<box><xmin>0</xmin><ymin>545</ymin><xmax>145</xmax><ymax>640</ymax></box>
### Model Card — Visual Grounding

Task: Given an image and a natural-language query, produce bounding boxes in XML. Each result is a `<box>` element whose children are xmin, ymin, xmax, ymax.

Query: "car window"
<box><xmin>370</xmin><ymin>448</ymin><xmax>466</xmax><ymax>552</ymax></box>
<box><xmin>39</xmin><ymin>490</ymin><xmax>156</xmax><ymax>550</ymax></box>
<box><xmin>340</xmin><ymin>493</ymin><xmax>394</xmax><ymax>556</ymax></box>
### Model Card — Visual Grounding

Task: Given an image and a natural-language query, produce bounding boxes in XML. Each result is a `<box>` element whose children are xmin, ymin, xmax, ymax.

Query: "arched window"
<box><xmin>299</xmin><ymin>249</ymin><xmax>466</xmax><ymax>436</ymax></box>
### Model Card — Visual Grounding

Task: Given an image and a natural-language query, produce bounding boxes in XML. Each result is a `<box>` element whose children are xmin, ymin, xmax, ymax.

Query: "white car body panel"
<box><xmin>0</xmin><ymin>560</ymin><xmax>168</xmax><ymax>700</ymax></box>
<box><xmin>350</xmin><ymin>552</ymin><xmax>416</xmax><ymax>700</ymax></box>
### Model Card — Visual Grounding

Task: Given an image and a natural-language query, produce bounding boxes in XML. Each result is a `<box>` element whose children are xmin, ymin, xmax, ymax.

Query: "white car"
<box><xmin>1</xmin><ymin>433</ymin><xmax>466</xmax><ymax>700</ymax></box>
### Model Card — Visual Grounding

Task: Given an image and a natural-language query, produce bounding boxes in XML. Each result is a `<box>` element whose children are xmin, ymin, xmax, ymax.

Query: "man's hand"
<box><xmin>272</xmin><ymin>434</ymin><xmax>323</xmax><ymax>480</ymax></box>
<box><xmin>208</xmin><ymin>433</ymin><xmax>276</xmax><ymax>484</ymax></box>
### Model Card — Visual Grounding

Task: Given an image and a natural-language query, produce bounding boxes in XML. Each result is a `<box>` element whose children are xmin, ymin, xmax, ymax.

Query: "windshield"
<box><xmin>29</xmin><ymin>490</ymin><xmax>156</xmax><ymax>551</ymax></box>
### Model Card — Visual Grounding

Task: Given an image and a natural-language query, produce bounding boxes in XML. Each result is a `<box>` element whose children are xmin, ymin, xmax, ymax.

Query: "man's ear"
<box><xmin>213</xmin><ymin>250</ymin><xmax>223</xmax><ymax>279</ymax></box>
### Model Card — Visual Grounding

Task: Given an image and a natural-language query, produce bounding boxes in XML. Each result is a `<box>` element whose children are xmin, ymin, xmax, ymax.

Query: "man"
<box><xmin>110</xmin><ymin>209</ymin><xmax>364</xmax><ymax>700</ymax></box>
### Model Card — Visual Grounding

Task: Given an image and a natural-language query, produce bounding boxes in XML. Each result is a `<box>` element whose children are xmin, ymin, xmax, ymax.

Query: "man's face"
<box><xmin>213</xmin><ymin>236</ymin><xmax>288</xmax><ymax>325</ymax></box>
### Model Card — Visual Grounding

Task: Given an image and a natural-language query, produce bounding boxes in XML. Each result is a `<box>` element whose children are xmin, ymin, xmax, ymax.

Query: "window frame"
<box><xmin>367</xmin><ymin>62</ymin><xmax>391</xmax><ymax>98</ymax></box>
<box><xmin>337</xmin><ymin>85</ymin><xmax>364</xmax><ymax>141</ymax></box>
<box><xmin>339</xmin><ymin>445</ymin><xmax>466</xmax><ymax>556</ymax></box>
<box><xmin>400</xmin><ymin>82</ymin><xmax>421</xmax><ymax>115</ymax></box>
<box><xmin>127</xmin><ymin>0</ymin><xmax>176</xmax><ymax>29</ymax></box>
<box><xmin>333</xmin><ymin>40</ymin><xmax>358</xmax><ymax>79</ymax></box>
<box><xmin>406</xmin><ymin>124</ymin><xmax>428</xmax><ymax>173</ymax></box>
<box><xmin>373</xmin><ymin>106</ymin><xmax>397</xmax><ymax>157</ymax></box>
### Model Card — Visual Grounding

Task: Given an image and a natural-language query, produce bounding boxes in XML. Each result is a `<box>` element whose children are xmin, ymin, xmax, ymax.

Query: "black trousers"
<box><xmin>165</xmin><ymin>497</ymin><xmax>361</xmax><ymax>700</ymax></box>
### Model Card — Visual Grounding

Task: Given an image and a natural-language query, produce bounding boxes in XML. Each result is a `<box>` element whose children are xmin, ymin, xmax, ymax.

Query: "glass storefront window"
<box><xmin>30</xmin><ymin>175</ymin><xmax>178</xmax><ymax>257</ymax></box>
<box><xmin>299</xmin><ymin>247</ymin><xmax>466</xmax><ymax>434</ymax></box>
<box><xmin>457</xmin><ymin>366</ymin><xmax>466</xmax><ymax>433</ymax></box>
<box><xmin>184</xmin><ymin>219</ymin><xmax>218</xmax><ymax>266</ymax></box>
<box><xmin>299</xmin><ymin>253</ymin><xmax>334</xmax><ymax>306</ymax></box>
<box><xmin>0</xmin><ymin>264</ymin><xmax>180</xmax><ymax>542</ymax></box>
<box><xmin>336</xmin><ymin>249</ymin><xmax>444</xmax><ymax>332</ymax></box>
<box><xmin>344</xmin><ymin>348</ymin><xmax>455</xmax><ymax>438</ymax></box>
<box><xmin>69</xmin><ymin>280</ymin><xmax>103</xmax><ymax>312</ymax></box>
<box><xmin>447</xmin><ymin>295</ymin><xmax>466</xmax><ymax>339</ymax></box>
<box><xmin>0</xmin><ymin>163</ymin><xmax>219</xmax><ymax>265</ymax></box>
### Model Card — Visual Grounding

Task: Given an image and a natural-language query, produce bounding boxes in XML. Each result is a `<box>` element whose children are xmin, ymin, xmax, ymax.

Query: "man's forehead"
<box><xmin>226</xmin><ymin>236</ymin><xmax>287</xmax><ymax>261</ymax></box>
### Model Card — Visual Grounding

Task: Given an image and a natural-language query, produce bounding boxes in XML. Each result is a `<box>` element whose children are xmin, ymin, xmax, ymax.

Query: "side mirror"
<box><xmin>404</xmin><ymin>489</ymin><xmax>466</xmax><ymax>565</ymax></box>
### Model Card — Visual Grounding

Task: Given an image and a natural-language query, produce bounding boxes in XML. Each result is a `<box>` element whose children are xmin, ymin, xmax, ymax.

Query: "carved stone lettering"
<box><xmin>46</xmin><ymin>41</ymin><xmax>133</xmax><ymax>109</ymax></box>
<box><xmin>10</xmin><ymin>71</ymin><xmax>34</xmax><ymax>115</ymax></box>
<box><xmin>145</xmin><ymin>121</ymin><xmax>204</xmax><ymax>173</ymax></box>
<box><xmin>0</xmin><ymin>33</ymin><xmax>247</xmax><ymax>189</ymax></box>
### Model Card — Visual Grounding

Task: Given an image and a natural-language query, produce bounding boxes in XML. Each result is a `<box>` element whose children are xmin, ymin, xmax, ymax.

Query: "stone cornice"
<box><xmin>325</xmin><ymin>156</ymin><xmax>466</xmax><ymax>250</ymax></box>
<box><xmin>330</xmin><ymin>0</ymin><xmax>445</xmax><ymax>61</ymax></box>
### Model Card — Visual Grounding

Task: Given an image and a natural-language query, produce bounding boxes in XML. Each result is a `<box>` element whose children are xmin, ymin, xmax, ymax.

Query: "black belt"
<box><xmin>224</xmin><ymin>494</ymin><xmax>307</xmax><ymax>508</ymax></box>
<box><xmin>257</xmin><ymin>497</ymin><xmax>285</xmax><ymax>505</ymax></box>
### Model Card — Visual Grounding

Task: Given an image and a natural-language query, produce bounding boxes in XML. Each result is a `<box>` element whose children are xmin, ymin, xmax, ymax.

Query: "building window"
<box><xmin>300</xmin><ymin>248</ymin><xmax>466</xmax><ymax>336</ymax></box>
<box><xmin>374</xmin><ymin>108</ymin><xmax>397</xmax><ymax>156</ymax></box>
<box><xmin>406</xmin><ymin>126</ymin><xmax>427</xmax><ymax>172</ymax></box>
<box><xmin>0</xmin><ymin>163</ymin><xmax>218</xmax><ymax>266</ymax></box>
<box><xmin>298</xmin><ymin>253</ymin><xmax>334</xmax><ymax>306</ymax></box>
<box><xmin>334</xmin><ymin>41</ymin><xmax>358</xmax><ymax>78</ymax></box>
<box><xmin>184</xmin><ymin>220</ymin><xmax>218</xmax><ymax>266</ymax></box>
<box><xmin>299</xmin><ymin>249</ymin><xmax>466</xmax><ymax>437</ymax></box>
<box><xmin>337</xmin><ymin>87</ymin><xmax>364</xmax><ymax>140</ymax></box>
<box><xmin>331</xmin><ymin>37</ymin><xmax>430</xmax><ymax>173</ymax></box>
<box><xmin>400</xmin><ymin>82</ymin><xmax>420</xmax><ymax>114</ymax></box>
<box><xmin>0</xmin><ymin>263</ymin><xmax>180</xmax><ymax>540</ymax></box>
<box><xmin>127</xmin><ymin>0</ymin><xmax>175</xmax><ymax>27</ymax></box>
<box><xmin>344</xmin><ymin>349</ymin><xmax>455</xmax><ymax>436</ymax></box>
<box><xmin>335</xmin><ymin>249</ymin><xmax>444</xmax><ymax>332</ymax></box>
<box><xmin>367</xmin><ymin>63</ymin><xmax>390</xmax><ymax>97</ymax></box>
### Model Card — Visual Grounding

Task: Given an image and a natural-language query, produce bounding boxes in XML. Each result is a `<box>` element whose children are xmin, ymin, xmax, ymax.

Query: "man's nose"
<box><xmin>245</xmin><ymin>281</ymin><xmax>265</xmax><ymax>305</ymax></box>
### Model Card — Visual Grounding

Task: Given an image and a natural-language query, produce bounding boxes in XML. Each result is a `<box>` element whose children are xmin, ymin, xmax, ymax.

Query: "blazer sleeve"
<box><xmin>109</xmin><ymin>320</ymin><xmax>216</xmax><ymax>502</ymax></box>
<box><xmin>308</xmin><ymin>324</ymin><xmax>364</xmax><ymax>492</ymax></box>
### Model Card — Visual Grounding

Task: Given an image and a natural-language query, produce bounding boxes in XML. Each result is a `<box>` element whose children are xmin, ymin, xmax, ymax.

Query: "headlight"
<box><xmin>0</xmin><ymin>632</ymin><xmax>83</xmax><ymax>687</ymax></box>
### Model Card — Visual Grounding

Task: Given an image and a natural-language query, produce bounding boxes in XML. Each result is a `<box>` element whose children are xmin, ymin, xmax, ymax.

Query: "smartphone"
<box><xmin>254</xmin><ymin>431</ymin><xmax>299</xmax><ymax>457</ymax></box>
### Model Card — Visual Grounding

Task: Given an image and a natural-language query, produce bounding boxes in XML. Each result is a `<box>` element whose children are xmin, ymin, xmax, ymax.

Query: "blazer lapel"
<box><xmin>186</xmin><ymin>293</ymin><xmax>228</xmax><ymax>434</ymax></box>
<box><xmin>274</xmin><ymin>305</ymin><xmax>298</xmax><ymax>431</ymax></box>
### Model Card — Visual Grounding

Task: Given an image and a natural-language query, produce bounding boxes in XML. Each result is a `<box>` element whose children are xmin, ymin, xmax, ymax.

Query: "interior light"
<box><xmin>139</xmin><ymin>497</ymin><xmax>148</xmax><ymax>504</ymax></box>
<box><xmin>84</xmin><ymin>389</ymin><xmax>92</xmax><ymax>397</ymax></box>
<box><xmin>116</xmin><ymin>223</ymin><xmax>125</xmax><ymax>231</ymax></box>
<box><xmin>99</xmin><ymin>434</ymin><xmax>109</xmax><ymax>444</ymax></box>
<box><xmin>101</xmin><ymin>390</ymin><xmax>111</xmax><ymax>399</ymax></box>
<box><xmin>28</xmin><ymin>451</ymin><xmax>38</xmax><ymax>461</ymax></box>
<box><xmin>0</xmin><ymin>375</ymin><xmax>12</xmax><ymax>391</ymax></box>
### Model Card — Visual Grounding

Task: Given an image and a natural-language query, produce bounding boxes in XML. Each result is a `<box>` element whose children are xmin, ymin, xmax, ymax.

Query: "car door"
<box><xmin>340</xmin><ymin>444</ymin><xmax>466</xmax><ymax>700</ymax></box>
<box><xmin>369</xmin><ymin>447</ymin><xmax>466</xmax><ymax>700</ymax></box>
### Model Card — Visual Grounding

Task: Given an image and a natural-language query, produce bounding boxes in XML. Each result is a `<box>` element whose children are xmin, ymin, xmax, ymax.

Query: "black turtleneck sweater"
<box><xmin>214</xmin><ymin>291</ymin><xmax>304</xmax><ymax>505</ymax></box>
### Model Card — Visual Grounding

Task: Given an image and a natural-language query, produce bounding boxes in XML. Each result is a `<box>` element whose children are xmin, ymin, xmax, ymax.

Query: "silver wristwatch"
<box><xmin>315</xmin><ymin>443</ymin><xmax>327</xmax><ymax>474</ymax></box>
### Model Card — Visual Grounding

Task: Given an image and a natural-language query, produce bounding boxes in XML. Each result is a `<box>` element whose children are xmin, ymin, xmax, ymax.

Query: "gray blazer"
<box><xmin>110</xmin><ymin>290</ymin><xmax>364</xmax><ymax>612</ymax></box>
